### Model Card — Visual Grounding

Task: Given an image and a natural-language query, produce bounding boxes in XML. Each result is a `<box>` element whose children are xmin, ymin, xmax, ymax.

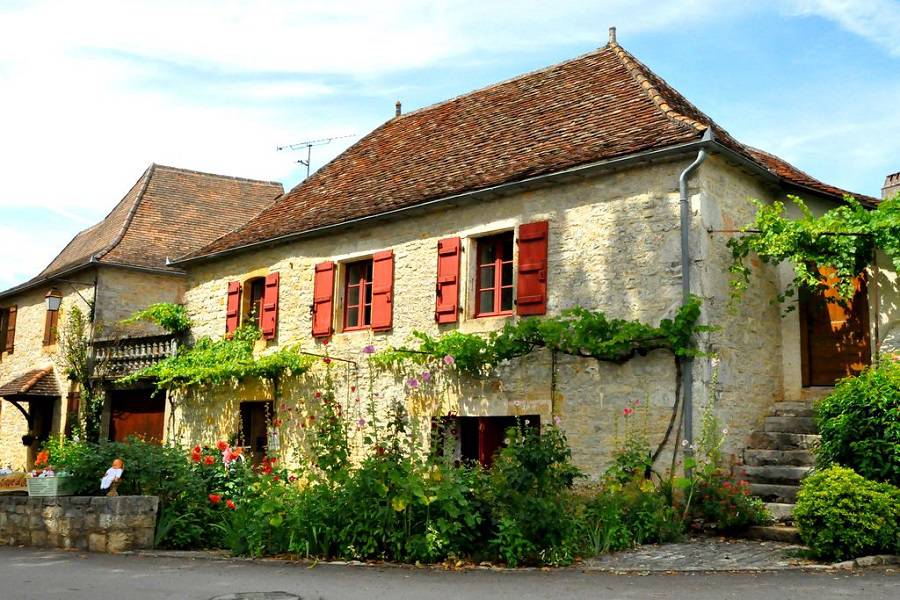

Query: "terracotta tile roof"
<box><xmin>0</xmin><ymin>367</ymin><xmax>59</xmax><ymax>398</ymax></box>
<box><xmin>176</xmin><ymin>41</ymin><xmax>875</xmax><ymax>261</ymax></box>
<box><xmin>1</xmin><ymin>166</ymin><xmax>283</xmax><ymax>297</ymax></box>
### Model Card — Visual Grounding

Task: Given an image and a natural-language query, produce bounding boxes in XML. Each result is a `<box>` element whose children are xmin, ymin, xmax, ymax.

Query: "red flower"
<box><xmin>216</xmin><ymin>440</ymin><xmax>228</xmax><ymax>451</ymax></box>
<box><xmin>226</xmin><ymin>499</ymin><xmax>236</xmax><ymax>510</ymax></box>
<box><xmin>192</xmin><ymin>445</ymin><xmax>201</xmax><ymax>454</ymax></box>
<box><xmin>322</xmin><ymin>338</ymin><xmax>330</xmax><ymax>346</ymax></box>
<box><xmin>314</xmin><ymin>392</ymin><xmax>322</xmax><ymax>399</ymax></box>
<box><xmin>208</xmin><ymin>494</ymin><xmax>221</xmax><ymax>505</ymax></box>
<box><xmin>191</xmin><ymin>451</ymin><xmax>201</xmax><ymax>463</ymax></box>
<box><xmin>269</xmin><ymin>457</ymin><xmax>277</xmax><ymax>465</ymax></box>
<box><xmin>204</xmin><ymin>455</ymin><xmax>215</xmax><ymax>466</ymax></box>
<box><xmin>273</xmin><ymin>475</ymin><xmax>280</xmax><ymax>482</ymax></box>
<box><xmin>289</xmin><ymin>475</ymin><xmax>296</xmax><ymax>482</ymax></box>
<box><xmin>323</xmin><ymin>357</ymin><xmax>332</xmax><ymax>364</ymax></box>
<box><xmin>623</xmin><ymin>407</ymin><xmax>634</xmax><ymax>417</ymax></box>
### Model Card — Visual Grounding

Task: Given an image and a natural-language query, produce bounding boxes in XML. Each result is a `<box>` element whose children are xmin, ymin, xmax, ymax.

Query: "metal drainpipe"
<box><xmin>678</xmin><ymin>129</ymin><xmax>711</xmax><ymax>475</ymax></box>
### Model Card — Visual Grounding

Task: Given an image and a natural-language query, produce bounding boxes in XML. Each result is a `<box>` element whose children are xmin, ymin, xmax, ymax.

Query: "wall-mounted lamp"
<box><xmin>45</xmin><ymin>289</ymin><xmax>62</xmax><ymax>312</ymax></box>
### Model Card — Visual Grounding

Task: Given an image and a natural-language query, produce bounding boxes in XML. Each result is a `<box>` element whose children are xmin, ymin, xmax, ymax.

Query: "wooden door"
<box><xmin>109</xmin><ymin>390</ymin><xmax>165</xmax><ymax>443</ymax></box>
<box><xmin>800</xmin><ymin>270</ymin><xmax>871</xmax><ymax>386</ymax></box>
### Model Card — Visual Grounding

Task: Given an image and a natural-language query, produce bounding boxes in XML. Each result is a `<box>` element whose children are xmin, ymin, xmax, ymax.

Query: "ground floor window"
<box><xmin>239</xmin><ymin>401</ymin><xmax>274</xmax><ymax>466</ymax></box>
<box><xmin>432</xmin><ymin>414</ymin><xmax>540</xmax><ymax>467</ymax></box>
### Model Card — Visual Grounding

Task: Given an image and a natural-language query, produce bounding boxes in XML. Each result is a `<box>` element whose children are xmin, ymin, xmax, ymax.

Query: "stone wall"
<box><xmin>0</xmin><ymin>495</ymin><xmax>158</xmax><ymax>552</ymax></box>
<box><xmin>0</xmin><ymin>278</ymin><xmax>95</xmax><ymax>469</ymax></box>
<box><xmin>94</xmin><ymin>267</ymin><xmax>186</xmax><ymax>338</ymax></box>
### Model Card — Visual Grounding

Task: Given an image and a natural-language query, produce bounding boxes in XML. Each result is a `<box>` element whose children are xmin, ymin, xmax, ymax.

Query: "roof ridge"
<box><xmin>21</xmin><ymin>366</ymin><xmax>53</xmax><ymax>395</ymax></box>
<box><xmin>608</xmin><ymin>41</ymin><xmax>708</xmax><ymax>133</ymax></box>
<box><xmin>94</xmin><ymin>164</ymin><xmax>156</xmax><ymax>262</ymax></box>
<box><xmin>153</xmin><ymin>164</ymin><xmax>284</xmax><ymax>187</ymax></box>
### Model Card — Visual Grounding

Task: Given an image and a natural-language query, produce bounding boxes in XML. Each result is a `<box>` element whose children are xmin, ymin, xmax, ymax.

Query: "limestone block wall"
<box><xmin>0</xmin><ymin>495</ymin><xmax>158</xmax><ymax>552</ymax></box>
<box><xmin>0</xmin><ymin>279</ymin><xmax>95</xmax><ymax>469</ymax></box>
<box><xmin>93</xmin><ymin>267</ymin><xmax>186</xmax><ymax>338</ymax></box>
<box><xmin>176</xmin><ymin>159</ymin><xmax>699</xmax><ymax>479</ymax></box>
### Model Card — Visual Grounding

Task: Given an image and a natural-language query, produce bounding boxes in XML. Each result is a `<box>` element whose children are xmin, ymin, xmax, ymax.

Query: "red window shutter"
<box><xmin>371</xmin><ymin>250</ymin><xmax>394</xmax><ymax>332</ymax></box>
<box><xmin>260</xmin><ymin>272</ymin><xmax>280</xmax><ymax>340</ymax></box>
<box><xmin>516</xmin><ymin>220</ymin><xmax>549</xmax><ymax>316</ymax></box>
<box><xmin>5</xmin><ymin>305</ymin><xmax>16</xmax><ymax>354</ymax></box>
<box><xmin>225</xmin><ymin>281</ymin><xmax>242</xmax><ymax>336</ymax></box>
<box><xmin>312</xmin><ymin>262</ymin><xmax>335</xmax><ymax>338</ymax></box>
<box><xmin>435</xmin><ymin>237</ymin><xmax>461</xmax><ymax>323</ymax></box>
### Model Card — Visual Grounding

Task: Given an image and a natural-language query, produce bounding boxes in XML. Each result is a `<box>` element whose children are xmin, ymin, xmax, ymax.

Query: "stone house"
<box><xmin>163</xmin><ymin>31</ymin><xmax>896</xmax><ymax>484</ymax></box>
<box><xmin>0</xmin><ymin>165</ymin><xmax>282</xmax><ymax>468</ymax></box>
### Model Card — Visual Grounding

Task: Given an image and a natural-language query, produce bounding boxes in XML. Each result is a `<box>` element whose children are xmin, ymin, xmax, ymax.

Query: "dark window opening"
<box><xmin>475</xmin><ymin>232</ymin><xmax>514</xmax><ymax>317</ymax></box>
<box><xmin>239</xmin><ymin>401</ymin><xmax>274</xmax><ymax>466</ymax></box>
<box><xmin>431</xmin><ymin>414</ymin><xmax>540</xmax><ymax>468</ymax></box>
<box><xmin>243</xmin><ymin>277</ymin><xmax>266</xmax><ymax>328</ymax></box>
<box><xmin>344</xmin><ymin>259</ymin><xmax>374</xmax><ymax>330</ymax></box>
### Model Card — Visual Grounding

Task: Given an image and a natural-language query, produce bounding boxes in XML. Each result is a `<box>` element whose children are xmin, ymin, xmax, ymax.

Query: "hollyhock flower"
<box><xmin>208</xmin><ymin>494</ymin><xmax>221</xmax><ymax>505</ymax></box>
<box><xmin>357</xmin><ymin>418</ymin><xmax>367</xmax><ymax>429</ymax></box>
<box><xmin>351</xmin><ymin>385</ymin><xmax>356</xmax><ymax>392</ymax></box>
<box><xmin>223</xmin><ymin>448</ymin><xmax>233</xmax><ymax>464</ymax></box>
<box><xmin>443</xmin><ymin>355</ymin><xmax>455</xmax><ymax>365</ymax></box>
<box><xmin>204</xmin><ymin>455</ymin><xmax>215</xmax><ymax>466</ymax></box>
<box><xmin>634</xmin><ymin>400</ymin><xmax>641</xmax><ymax>406</ymax></box>
<box><xmin>192</xmin><ymin>445</ymin><xmax>201</xmax><ymax>454</ymax></box>
<box><xmin>362</xmin><ymin>345</ymin><xmax>376</xmax><ymax>354</ymax></box>
<box><xmin>322</xmin><ymin>338</ymin><xmax>330</xmax><ymax>346</ymax></box>
<box><xmin>407</xmin><ymin>378</ymin><xmax>419</xmax><ymax>388</ymax></box>
<box><xmin>273</xmin><ymin>475</ymin><xmax>280</xmax><ymax>482</ymax></box>
<box><xmin>216</xmin><ymin>440</ymin><xmax>228</xmax><ymax>451</ymax></box>
<box><xmin>232</xmin><ymin>447</ymin><xmax>243</xmax><ymax>457</ymax></box>
<box><xmin>623</xmin><ymin>407</ymin><xmax>634</xmax><ymax>416</ymax></box>
<box><xmin>225</xmin><ymin>499</ymin><xmax>236</xmax><ymax>510</ymax></box>
<box><xmin>289</xmin><ymin>475</ymin><xmax>296</xmax><ymax>483</ymax></box>
<box><xmin>323</xmin><ymin>357</ymin><xmax>332</xmax><ymax>364</ymax></box>
<box><xmin>191</xmin><ymin>451</ymin><xmax>201</xmax><ymax>463</ymax></box>
<box><xmin>314</xmin><ymin>391</ymin><xmax>322</xmax><ymax>399</ymax></box>
<box><xmin>554</xmin><ymin>415</ymin><xmax>562</xmax><ymax>426</ymax></box>
<box><xmin>420</xmin><ymin>371</ymin><xmax>432</xmax><ymax>383</ymax></box>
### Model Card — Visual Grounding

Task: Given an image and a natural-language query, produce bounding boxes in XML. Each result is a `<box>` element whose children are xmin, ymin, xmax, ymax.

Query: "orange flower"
<box><xmin>35</xmin><ymin>451</ymin><xmax>49</xmax><ymax>467</ymax></box>
<box><xmin>208</xmin><ymin>494</ymin><xmax>221</xmax><ymax>505</ymax></box>
<box><xmin>231</xmin><ymin>447</ymin><xmax>243</xmax><ymax>457</ymax></box>
<box><xmin>216</xmin><ymin>440</ymin><xmax>228</xmax><ymax>451</ymax></box>
<box><xmin>203</xmin><ymin>455</ymin><xmax>215</xmax><ymax>466</ymax></box>
<box><xmin>226</xmin><ymin>499</ymin><xmax>236</xmax><ymax>510</ymax></box>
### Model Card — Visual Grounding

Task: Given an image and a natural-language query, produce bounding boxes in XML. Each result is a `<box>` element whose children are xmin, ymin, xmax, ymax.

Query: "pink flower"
<box><xmin>443</xmin><ymin>355</ymin><xmax>455</xmax><ymax>365</ymax></box>
<box><xmin>356</xmin><ymin>418</ymin><xmax>367</xmax><ymax>429</ymax></box>
<box><xmin>420</xmin><ymin>371</ymin><xmax>432</xmax><ymax>383</ymax></box>
<box><xmin>362</xmin><ymin>345</ymin><xmax>376</xmax><ymax>354</ymax></box>
<box><xmin>222</xmin><ymin>448</ymin><xmax>234</xmax><ymax>465</ymax></box>
<box><xmin>634</xmin><ymin>400</ymin><xmax>641</xmax><ymax>406</ymax></box>
<box><xmin>623</xmin><ymin>407</ymin><xmax>634</xmax><ymax>417</ymax></box>
<box><xmin>554</xmin><ymin>415</ymin><xmax>562</xmax><ymax>426</ymax></box>
<box><xmin>407</xmin><ymin>378</ymin><xmax>419</xmax><ymax>388</ymax></box>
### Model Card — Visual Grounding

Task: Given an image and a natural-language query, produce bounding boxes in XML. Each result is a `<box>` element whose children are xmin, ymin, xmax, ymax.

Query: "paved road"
<box><xmin>0</xmin><ymin>547</ymin><xmax>896</xmax><ymax>600</ymax></box>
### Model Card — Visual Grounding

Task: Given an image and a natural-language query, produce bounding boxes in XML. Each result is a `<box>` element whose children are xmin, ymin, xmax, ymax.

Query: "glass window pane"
<box><xmin>347</xmin><ymin>285</ymin><xmax>360</xmax><ymax>307</ymax></box>
<box><xmin>501</xmin><ymin>288</ymin><xmax>514</xmax><ymax>312</ymax></box>
<box><xmin>364</xmin><ymin>281</ymin><xmax>373</xmax><ymax>303</ymax></box>
<box><xmin>346</xmin><ymin>306</ymin><xmax>359</xmax><ymax>328</ymax></box>
<box><xmin>501</xmin><ymin>233</ymin><xmax>513</xmax><ymax>260</ymax></box>
<box><xmin>479</xmin><ymin>265</ymin><xmax>496</xmax><ymax>289</ymax></box>
<box><xmin>479</xmin><ymin>239</ymin><xmax>496</xmax><ymax>264</ymax></box>
<box><xmin>501</xmin><ymin>262</ymin><xmax>513</xmax><ymax>286</ymax></box>
<box><xmin>363</xmin><ymin>304</ymin><xmax>371</xmax><ymax>326</ymax></box>
<box><xmin>347</xmin><ymin>262</ymin><xmax>363</xmax><ymax>282</ymax></box>
<box><xmin>479</xmin><ymin>290</ymin><xmax>495</xmax><ymax>314</ymax></box>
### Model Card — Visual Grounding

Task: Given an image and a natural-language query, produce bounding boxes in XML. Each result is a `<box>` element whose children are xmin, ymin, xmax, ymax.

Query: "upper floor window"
<box><xmin>475</xmin><ymin>231</ymin><xmax>514</xmax><ymax>317</ymax></box>
<box><xmin>0</xmin><ymin>305</ymin><xmax>15</xmax><ymax>357</ymax></box>
<box><xmin>244</xmin><ymin>277</ymin><xmax>265</xmax><ymax>328</ymax></box>
<box><xmin>344</xmin><ymin>259</ymin><xmax>373</xmax><ymax>330</ymax></box>
<box><xmin>43</xmin><ymin>290</ymin><xmax>62</xmax><ymax>346</ymax></box>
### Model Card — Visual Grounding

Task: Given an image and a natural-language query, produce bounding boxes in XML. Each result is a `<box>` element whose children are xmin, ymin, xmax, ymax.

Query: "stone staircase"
<box><xmin>741</xmin><ymin>388</ymin><xmax>830</xmax><ymax>524</ymax></box>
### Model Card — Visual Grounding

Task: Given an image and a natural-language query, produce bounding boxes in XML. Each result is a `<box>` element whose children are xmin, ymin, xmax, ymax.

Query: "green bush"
<box><xmin>794</xmin><ymin>465</ymin><xmax>900</xmax><ymax>561</ymax></box>
<box><xmin>687</xmin><ymin>471</ymin><xmax>770</xmax><ymax>531</ymax></box>
<box><xmin>815</xmin><ymin>359</ymin><xmax>900</xmax><ymax>486</ymax></box>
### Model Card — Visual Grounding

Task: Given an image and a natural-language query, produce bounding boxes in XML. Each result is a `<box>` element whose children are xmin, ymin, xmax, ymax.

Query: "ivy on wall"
<box><xmin>728</xmin><ymin>194</ymin><xmax>900</xmax><ymax>307</ymax></box>
<box><xmin>371</xmin><ymin>296</ymin><xmax>709</xmax><ymax>376</ymax></box>
<box><xmin>119</xmin><ymin>325</ymin><xmax>315</xmax><ymax>392</ymax></box>
<box><xmin>122</xmin><ymin>303</ymin><xmax>192</xmax><ymax>335</ymax></box>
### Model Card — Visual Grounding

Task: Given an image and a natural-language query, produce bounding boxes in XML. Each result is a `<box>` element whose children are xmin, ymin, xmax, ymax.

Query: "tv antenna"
<box><xmin>276</xmin><ymin>133</ymin><xmax>356</xmax><ymax>180</ymax></box>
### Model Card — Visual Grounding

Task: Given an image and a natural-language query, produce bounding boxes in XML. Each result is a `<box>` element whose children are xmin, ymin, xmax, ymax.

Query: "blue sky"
<box><xmin>1</xmin><ymin>0</ymin><xmax>898</xmax><ymax>290</ymax></box>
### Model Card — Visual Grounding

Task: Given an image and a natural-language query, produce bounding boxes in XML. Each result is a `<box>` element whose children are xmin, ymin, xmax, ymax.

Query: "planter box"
<box><xmin>26</xmin><ymin>477</ymin><xmax>74</xmax><ymax>497</ymax></box>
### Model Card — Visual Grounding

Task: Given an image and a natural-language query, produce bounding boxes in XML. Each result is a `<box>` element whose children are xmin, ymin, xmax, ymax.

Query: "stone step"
<box><xmin>743</xmin><ymin>465</ymin><xmax>812</xmax><ymax>485</ymax></box>
<box><xmin>771</xmin><ymin>402</ymin><xmax>815</xmax><ymax>417</ymax></box>
<box><xmin>800</xmin><ymin>387</ymin><xmax>834</xmax><ymax>403</ymax></box>
<box><xmin>747</xmin><ymin>431</ymin><xmax>820</xmax><ymax>451</ymax></box>
<box><xmin>749</xmin><ymin>483</ymin><xmax>799</xmax><ymax>503</ymax></box>
<box><xmin>765</xmin><ymin>503</ymin><xmax>795</xmax><ymax>523</ymax></box>
<box><xmin>764</xmin><ymin>416</ymin><xmax>818</xmax><ymax>434</ymax></box>
<box><xmin>743</xmin><ymin>525</ymin><xmax>802</xmax><ymax>544</ymax></box>
<box><xmin>743</xmin><ymin>449</ymin><xmax>815</xmax><ymax>467</ymax></box>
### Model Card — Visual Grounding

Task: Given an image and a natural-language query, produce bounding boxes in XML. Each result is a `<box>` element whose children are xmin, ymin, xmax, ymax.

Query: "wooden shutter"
<box><xmin>43</xmin><ymin>308</ymin><xmax>59</xmax><ymax>346</ymax></box>
<box><xmin>312</xmin><ymin>262</ymin><xmax>335</xmax><ymax>338</ymax></box>
<box><xmin>371</xmin><ymin>250</ymin><xmax>395</xmax><ymax>332</ymax></box>
<box><xmin>3</xmin><ymin>305</ymin><xmax>14</xmax><ymax>354</ymax></box>
<box><xmin>435</xmin><ymin>237</ymin><xmax>461</xmax><ymax>324</ymax></box>
<box><xmin>516</xmin><ymin>220</ymin><xmax>549</xmax><ymax>316</ymax></box>
<box><xmin>260</xmin><ymin>272</ymin><xmax>280</xmax><ymax>340</ymax></box>
<box><xmin>225</xmin><ymin>281</ymin><xmax>242</xmax><ymax>336</ymax></box>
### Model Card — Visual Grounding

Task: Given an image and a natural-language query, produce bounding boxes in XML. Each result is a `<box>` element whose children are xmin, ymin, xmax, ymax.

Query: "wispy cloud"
<box><xmin>787</xmin><ymin>0</ymin><xmax>900</xmax><ymax>56</ymax></box>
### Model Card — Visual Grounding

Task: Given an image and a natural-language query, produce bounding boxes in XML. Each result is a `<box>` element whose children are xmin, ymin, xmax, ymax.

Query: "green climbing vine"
<box><xmin>728</xmin><ymin>194</ymin><xmax>900</xmax><ymax>307</ymax></box>
<box><xmin>372</xmin><ymin>296</ymin><xmax>710</xmax><ymax>376</ymax></box>
<box><xmin>119</xmin><ymin>324</ymin><xmax>315</xmax><ymax>392</ymax></box>
<box><xmin>122</xmin><ymin>302</ymin><xmax>192</xmax><ymax>334</ymax></box>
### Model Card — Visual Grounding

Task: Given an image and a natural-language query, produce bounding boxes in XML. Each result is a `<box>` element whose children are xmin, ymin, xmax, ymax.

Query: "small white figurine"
<box><xmin>100</xmin><ymin>458</ymin><xmax>124</xmax><ymax>494</ymax></box>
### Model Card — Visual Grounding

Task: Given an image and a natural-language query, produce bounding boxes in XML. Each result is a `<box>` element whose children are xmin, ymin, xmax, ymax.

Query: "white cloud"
<box><xmin>788</xmin><ymin>0</ymin><xmax>900</xmax><ymax>56</ymax></box>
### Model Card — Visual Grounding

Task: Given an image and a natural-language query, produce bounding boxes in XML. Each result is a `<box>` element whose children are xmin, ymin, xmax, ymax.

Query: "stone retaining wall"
<box><xmin>0</xmin><ymin>495</ymin><xmax>158</xmax><ymax>553</ymax></box>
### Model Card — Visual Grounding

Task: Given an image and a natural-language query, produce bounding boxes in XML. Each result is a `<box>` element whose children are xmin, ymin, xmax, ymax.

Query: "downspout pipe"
<box><xmin>678</xmin><ymin>128</ymin><xmax>712</xmax><ymax>475</ymax></box>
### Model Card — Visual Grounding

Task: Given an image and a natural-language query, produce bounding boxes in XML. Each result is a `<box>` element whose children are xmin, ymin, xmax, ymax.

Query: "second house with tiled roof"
<box><xmin>0</xmin><ymin>165</ymin><xmax>282</xmax><ymax>468</ymax></box>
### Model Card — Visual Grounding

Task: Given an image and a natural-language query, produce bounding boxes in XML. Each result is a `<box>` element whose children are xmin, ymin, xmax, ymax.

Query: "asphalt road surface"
<box><xmin>0</xmin><ymin>546</ymin><xmax>896</xmax><ymax>600</ymax></box>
